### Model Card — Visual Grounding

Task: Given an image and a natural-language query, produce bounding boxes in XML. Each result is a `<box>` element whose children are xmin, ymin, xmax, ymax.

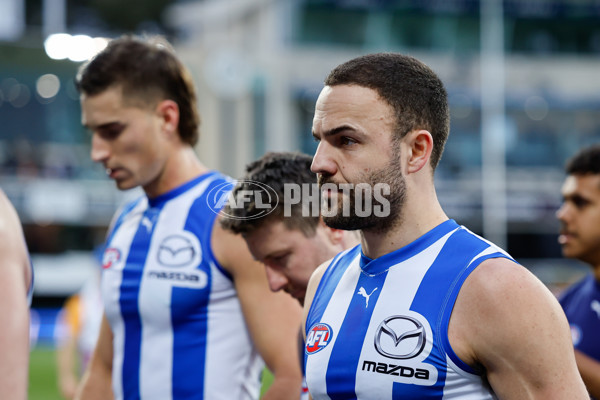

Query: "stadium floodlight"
<box><xmin>44</xmin><ymin>33</ymin><xmax>71</xmax><ymax>60</ymax></box>
<box><xmin>68</xmin><ymin>34</ymin><xmax>95</xmax><ymax>62</ymax></box>
<box><xmin>44</xmin><ymin>33</ymin><xmax>109</xmax><ymax>62</ymax></box>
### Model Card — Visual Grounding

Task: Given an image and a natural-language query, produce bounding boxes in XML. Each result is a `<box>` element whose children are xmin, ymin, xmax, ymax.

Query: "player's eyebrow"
<box><xmin>312</xmin><ymin>125</ymin><xmax>355</xmax><ymax>141</ymax></box>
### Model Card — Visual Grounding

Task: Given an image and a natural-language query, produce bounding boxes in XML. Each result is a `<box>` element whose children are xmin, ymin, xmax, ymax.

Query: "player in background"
<box><xmin>74</xmin><ymin>35</ymin><xmax>302</xmax><ymax>400</ymax></box>
<box><xmin>303</xmin><ymin>52</ymin><xmax>589</xmax><ymax>399</ymax></box>
<box><xmin>556</xmin><ymin>143</ymin><xmax>600</xmax><ymax>399</ymax></box>
<box><xmin>221</xmin><ymin>151</ymin><xmax>359</xmax><ymax>400</ymax></box>
<box><xmin>221</xmin><ymin>152</ymin><xmax>359</xmax><ymax>305</ymax></box>
<box><xmin>0</xmin><ymin>189</ymin><xmax>33</xmax><ymax>400</ymax></box>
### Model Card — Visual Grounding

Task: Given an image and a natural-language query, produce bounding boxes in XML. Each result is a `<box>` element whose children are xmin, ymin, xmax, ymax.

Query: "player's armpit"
<box><xmin>74</xmin><ymin>314</ymin><xmax>114</xmax><ymax>400</ymax></box>
<box><xmin>212</xmin><ymin>219</ymin><xmax>303</xmax><ymax>400</ymax></box>
<box><xmin>449</xmin><ymin>257</ymin><xmax>589</xmax><ymax>400</ymax></box>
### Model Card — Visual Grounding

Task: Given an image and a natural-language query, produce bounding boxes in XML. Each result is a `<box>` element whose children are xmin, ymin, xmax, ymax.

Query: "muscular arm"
<box><xmin>75</xmin><ymin>313</ymin><xmax>114</xmax><ymax>400</ymax></box>
<box><xmin>449</xmin><ymin>258</ymin><xmax>589</xmax><ymax>399</ymax></box>
<box><xmin>0</xmin><ymin>190</ymin><xmax>31</xmax><ymax>400</ymax></box>
<box><xmin>574</xmin><ymin>349</ymin><xmax>600</xmax><ymax>399</ymax></box>
<box><xmin>213</xmin><ymin>220</ymin><xmax>303</xmax><ymax>400</ymax></box>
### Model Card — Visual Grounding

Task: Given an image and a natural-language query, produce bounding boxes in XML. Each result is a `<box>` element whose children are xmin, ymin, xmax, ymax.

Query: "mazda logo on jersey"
<box><xmin>157</xmin><ymin>233</ymin><xmax>201</xmax><ymax>268</ymax></box>
<box><xmin>374</xmin><ymin>315</ymin><xmax>426</xmax><ymax>360</ymax></box>
<box><xmin>305</xmin><ymin>323</ymin><xmax>333</xmax><ymax>355</ymax></box>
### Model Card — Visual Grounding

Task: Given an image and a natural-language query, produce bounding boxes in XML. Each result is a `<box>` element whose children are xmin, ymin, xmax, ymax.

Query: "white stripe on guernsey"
<box><xmin>203</xmin><ymin>263</ymin><xmax>263</xmax><ymax>400</ymax></box>
<box><xmin>354</xmin><ymin>230</ymin><xmax>453</xmax><ymax>398</ymax></box>
<box><xmin>307</xmin><ymin>255</ymin><xmax>363</xmax><ymax>400</ymax></box>
<box><xmin>105</xmin><ymin>198</ymin><xmax>148</xmax><ymax>400</ymax></box>
<box><xmin>443</xmin><ymin>355</ymin><xmax>496</xmax><ymax>399</ymax></box>
<box><xmin>467</xmin><ymin>245</ymin><xmax>502</xmax><ymax>268</ymax></box>
<box><xmin>138</xmin><ymin>177</ymin><xmax>216</xmax><ymax>400</ymax></box>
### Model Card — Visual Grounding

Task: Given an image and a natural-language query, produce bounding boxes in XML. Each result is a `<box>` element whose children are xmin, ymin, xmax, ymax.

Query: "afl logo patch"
<box><xmin>102</xmin><ymin>248</ymin><xmax>121</xmax><ymax>269</ymax></box>
<box><xmin>306</xmin><ymin>323</ymin><xmax>333</xmax><ymax>355</ymax></box>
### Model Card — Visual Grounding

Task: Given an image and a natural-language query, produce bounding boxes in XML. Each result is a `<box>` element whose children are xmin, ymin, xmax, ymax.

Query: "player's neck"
<box><xmin>360</xmin><ymin>193</ymin><xmax>447</xmax><ymax>260</ymax></box>
<box><xmin>143</xmin><ymin>146</ymin><xmax>208</xmax><ymax>198</ymax></box>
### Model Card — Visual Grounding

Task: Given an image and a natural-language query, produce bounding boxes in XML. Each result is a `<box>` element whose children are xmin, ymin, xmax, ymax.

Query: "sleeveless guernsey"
<box><xmin>305</xmin><ymin>219</ymin><xmax>511</xmax><ymax>399</ymax></box>
<box><xmin>102</xmin><ymin>171</ymin><xmax>263</xmax><ymax>400</ymax></box>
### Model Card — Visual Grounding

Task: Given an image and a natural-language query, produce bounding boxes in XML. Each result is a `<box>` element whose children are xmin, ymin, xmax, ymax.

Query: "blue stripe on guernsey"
<box><xmin>170</xmin><ymin>177</ymin><xmax>222</xmax><ymax>400</ymax></box>
<box><xmin>107</xmin><ymin>197</ymin><xmax>145</xmax><ymax>245</ymax></box>
<box><xmin>391</xmin><ymin>227</ymin><xmax>489</xmax><ymax>399</ymax></box>
<box><xmin>120</xmin><ymin>203</ymin><xmax>164</xmax><ymax>400</ymax></box>
<box><xmin>305</xmin><ymin>246</ymin><xmax>360</xmax><ymax>335</ymax></box>
<box><xmin>326</xmin><ymin>271</ymin><xmax>387</xmax><ymax>399</ymax></box>
<box><xmin>439</xmin><ymin>249</ymin><xmax>512</xmax><ymax>374</ymax></box>
<box><xmin>103</xmin><ymin>171</ymin><xmax>264</xmax><ymax>400</ymax></box>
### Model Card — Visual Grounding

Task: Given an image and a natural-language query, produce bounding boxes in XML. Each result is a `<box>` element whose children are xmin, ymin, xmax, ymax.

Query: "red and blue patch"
<box><xmin>305</xmin><ymin>323</ymin><xmax>333</xmax><ymax>355</ymax></box>
<box><xmin>102</xmin><ymin>247</ymin><xmax>121</xmax><ymax>269</ymax></box>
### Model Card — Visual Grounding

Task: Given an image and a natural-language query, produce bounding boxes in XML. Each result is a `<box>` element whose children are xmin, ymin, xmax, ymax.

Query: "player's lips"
<box><xmin>106</xmin><ymin>167</ymin><xmax>125</xmax><ymax>179</ymax></box>
<box><xmin>558</xmin><ymin>231</ymin><xmax>575</xmax><ymax>244</ymax></box>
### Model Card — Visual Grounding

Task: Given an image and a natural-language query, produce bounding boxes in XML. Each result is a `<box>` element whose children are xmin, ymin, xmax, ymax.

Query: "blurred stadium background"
<box><xmin>1</xmin><ymin>0</ymin><xmax>598</xmax><ymax>398</ymax></box>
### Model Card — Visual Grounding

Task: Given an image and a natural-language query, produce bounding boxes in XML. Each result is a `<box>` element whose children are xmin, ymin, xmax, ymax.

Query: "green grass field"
<box><xmin>29</xmin><ymin>346</ymin><xmax>62</xmax><ymax>400</ymax></box>
<box><xmin>29</xmin><ymin>346</ymin><xmax>274</xmax><ymax>399</ymax></box>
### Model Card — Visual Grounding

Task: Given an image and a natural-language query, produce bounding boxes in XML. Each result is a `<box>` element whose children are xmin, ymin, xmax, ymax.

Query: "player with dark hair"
<box><xmin>557</xmin><ymin>143</ymin><xmax>600</xmax><ymax>399</ymax></box>
<box><xmin>222</xmin><ymin>151</ymin><xmax>359</xmax><ymax>400</ymax></box>
<box><xmin>74</xmin><ymin>35</ymin><xmax>302</xmax><ymax>400</ymax></box>
<box><xmin>221</xmin><ymin>151</ymin><xmax>358</xmax><ymax>305</ymax></box>
<box><xmin>303</xmin><ymin>52</ymin><xmax>588</xmax><ymax>399</ymax></box>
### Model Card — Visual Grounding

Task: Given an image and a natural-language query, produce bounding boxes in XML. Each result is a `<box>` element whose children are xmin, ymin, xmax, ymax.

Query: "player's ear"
<box><xmin>156</xmin><ymin>99</ymin><xmax>180</xmax><ymax>139</ymax></box>
<box><xmin>404</xmin><ymin>129</ymin><xmax>433</xmax><ymax>174</ymax></box>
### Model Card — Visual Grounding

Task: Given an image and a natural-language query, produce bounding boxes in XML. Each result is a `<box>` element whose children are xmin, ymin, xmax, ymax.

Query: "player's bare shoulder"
<box><xmin>210</xmin><ymin>215</ymin><xmax>247</xmax><ymax>275</ymax></box>
<box><xmin>449</xmin><ymin>256</ymin><xmax>573</xmax><ymax>378</ymax></box>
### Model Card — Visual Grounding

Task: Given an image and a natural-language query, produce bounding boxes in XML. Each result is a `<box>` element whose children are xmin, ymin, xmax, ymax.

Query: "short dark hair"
<box><xmin>325</xmin><ymin>53</ymin><xmax>449</xmax><ymax>169</ymax></box>
<box><xmin>76</xmin><ymin>35</ymin><xmax>200</xmax><ymax>146</ymax></box>
<box><xmin>566</xmin><ymin>144</ymin><xmax>600</xmax><ymax>176</ymax></box>
<box><xmin>220</xmin><ymin>152</ymin><xmax>319</xmax><ymax>236</ymax></box>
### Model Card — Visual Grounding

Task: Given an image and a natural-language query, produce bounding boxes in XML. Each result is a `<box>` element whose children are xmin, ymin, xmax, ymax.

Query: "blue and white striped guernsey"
<box><xmin>305</xmin><ymin>219</ymin><xmax>512</xmax><ymax>400</ymax></box>
<box><xmin>101</xmin><ymin>171</ymin><xmax>263</xmax><ymax>400</ymax></box>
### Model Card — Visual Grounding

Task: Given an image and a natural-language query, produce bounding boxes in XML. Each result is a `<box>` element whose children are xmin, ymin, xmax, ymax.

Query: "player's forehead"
<box><xmin>312</xmin><ymin>85</ymin><xmax>393</xmax><ymax>134</ymax></box>
<box><xmin>81</xmin><ymin>86</ymin><xmax>153</xmax><ymax>125</ymax></box>
<box><xmin>246</xmin><ymin>220</ymin><xmax>304</xmax><ymax>252</ymax></box>
<box><xmin>562</xmin><ymin>174</ymin><xmax>600</xmax><ymax>199</ymax></box>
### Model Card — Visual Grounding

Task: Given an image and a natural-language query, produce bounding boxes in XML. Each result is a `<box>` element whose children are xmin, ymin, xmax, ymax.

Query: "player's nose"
<box><xmin>311</xmin><ymin>142</ymin><xmax>337</xmax><ymax>177</ymax></box>
<box><xmin>265</xmin><ymin>265</ymin><xmax>288</xmax><ymax>293</ymax></box>
<box><xmin>91</xmin><ymin>134</ymin><xmax>111</xmax><ymax>164</ymax></box>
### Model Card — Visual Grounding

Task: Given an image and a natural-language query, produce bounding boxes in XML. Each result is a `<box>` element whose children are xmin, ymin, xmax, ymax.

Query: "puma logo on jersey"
<box><xmin>591</xmin><ymin>300</ymin><xmax>600</xmax><ymax>319</ymax></box>
<box><xmin>141</xmin><ymin>216</ymin><xmax>153</xmax><ymax>232</ymax></box>
<box><xmin>357</xmin><ymin>287</ymin><xmax>378</xmax><ymax>307</ymax></box>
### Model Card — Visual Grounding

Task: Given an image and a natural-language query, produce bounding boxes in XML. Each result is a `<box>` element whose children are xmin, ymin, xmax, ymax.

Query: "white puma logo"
<box><xmin>357</xmin><ymin>287</ymin><xmax>378</xmax><ymax>308</ymax></box>
<box><xmin>141</xmin><ymin>216</ymin><xmax>153</xmax><ymax>232</ymax></box>
<box><xmin>591</xmin><ymin>300</ymin><xmax>600</xmax><ymax>319</ymax></box>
